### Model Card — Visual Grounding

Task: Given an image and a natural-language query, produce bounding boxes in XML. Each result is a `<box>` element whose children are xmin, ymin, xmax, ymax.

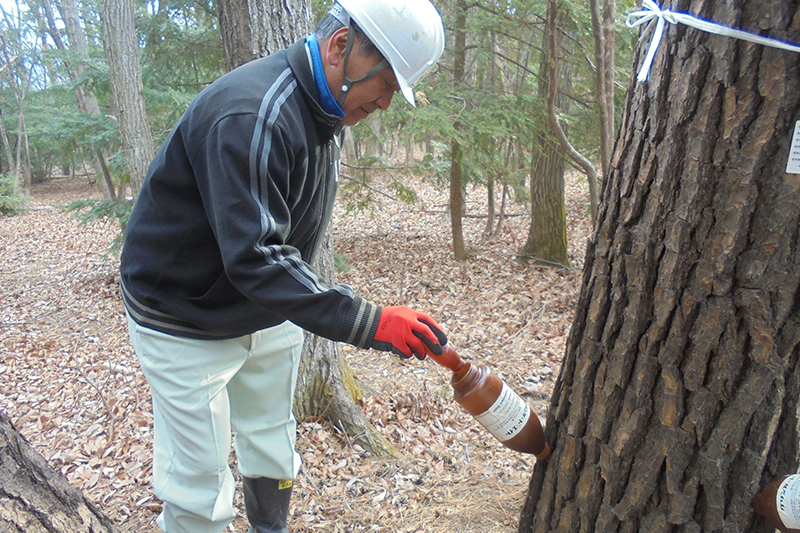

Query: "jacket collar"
<box><xmin>305</xmin><ymin>34</ymin><xmax>345</xmax><ymax>118</ymax></box>
<box><xmin>287</xmin><ymin>38</ymin><xmax>343</xmax><ymax>136</ymax></box>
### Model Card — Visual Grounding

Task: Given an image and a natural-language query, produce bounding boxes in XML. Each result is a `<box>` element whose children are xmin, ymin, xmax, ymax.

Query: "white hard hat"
<box><xmin>330</xmin><ymin>0</ymin><xmax>445</xmax><ymax>107</ymax></box>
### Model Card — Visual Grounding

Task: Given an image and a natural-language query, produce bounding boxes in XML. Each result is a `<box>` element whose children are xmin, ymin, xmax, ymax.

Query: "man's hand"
<box><xmin>370</xmin><ymin>306</ymin><xmax>447</xmax><ymax>360</ymax></box>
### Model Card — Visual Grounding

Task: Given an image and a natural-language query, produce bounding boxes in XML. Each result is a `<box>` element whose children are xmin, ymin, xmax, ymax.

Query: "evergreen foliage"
<box><xmin>0</xmin><ymin>0</ymin><xmax>225</xmax><ymax>192</ymax></box>
<box><xmin>342</xmin><ymin>0</ymin><xmax>636</xmax><ymax>213</ymax></box>
<box><xmin>0</xmin><ymin>0</ymin><xmax>636</xmax><ymax>249</ymax></box>
<box><xmin>0</xmin><ymin>173</ymin><xmax>29</xmax><ymax>215</ymax></box>
<box><xmin>62</xmin><ymin>197</ymin><xmax>132</xmax><ymax>254</ymax></box>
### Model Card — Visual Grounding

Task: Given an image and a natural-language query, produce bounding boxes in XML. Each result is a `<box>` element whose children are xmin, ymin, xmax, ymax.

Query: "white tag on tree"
<box><xmin>788</xmin><ymin>121</ymin><xmax>800</xmax><ymax>175</ymax></box>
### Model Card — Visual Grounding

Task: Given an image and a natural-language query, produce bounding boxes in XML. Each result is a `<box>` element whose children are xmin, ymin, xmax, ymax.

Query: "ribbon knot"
<box><xmin>626</xmin><ymin>0</ymin><xmax>800</xmax><ymax>82</ymax></box>
<box><xmin>626</xmin><ymin>0</ymin><xmax>676</xmax><ymax>29</ymax></box>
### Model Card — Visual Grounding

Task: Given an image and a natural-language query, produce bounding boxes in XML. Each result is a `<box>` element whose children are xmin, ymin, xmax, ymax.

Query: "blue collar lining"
<box><xmin>306</xmin><ymin>34</ymin><xmax>345</xmax><ymax>118</ymax></box>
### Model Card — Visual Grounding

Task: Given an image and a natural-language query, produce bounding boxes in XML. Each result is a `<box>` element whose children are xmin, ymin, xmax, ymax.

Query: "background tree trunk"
<box><xmin>590</xmin><ymin>0</ymin><xmax>616</xmax><ymax>180</ymax></box>
<box><xmin>520</xmin><ymin>1</ymin><xmax>800</xmax><ymax>531</ymax></box>
<box><xmin>518</xmin><ymin>3</ymin><xmax>572</xmax><ymax>269</ymax></box>
<box><xmin>0</xmin><ymin>108</ymin><xmax>13</xmax><ymax>176</ymax></box>
<box><xmin>0</xmin><ymin>410</ymin><xmax>118</xmax><ymax>532</ymax></box>
<box><xmin>293</xmin><ymin>231</ymin><xmax>402</xmax><ymax>458</ymax></box>
<box><xmin>102</xmin><ymin>0</ymin><xmax>154</xmax><ymax>198</ymax></box>
<box><xmin>46</xmin><ymin>0</ymin><xmax>116</xmax><ymax>200</ymax></box>
<box><xmin>218</xmin><ymin>0</ymin><xmax>311</xmax><ymax>71</ymax></box>
<box><xmin>542</xmin><ymin>0</ymin><xmax>598</xmax><ymax>223</ymax></box>
<box><xmin>449</xmin><ymin>0</ymin><xmax>468</xmax><ymax>261</ymax></box>
<box><xmin>519</xmin><ymin>129</ymin><xmax>569</xmax><ymax>268</ymax></box>
<box><xmin>0</xmin><ymin>34</ymin><xmax>32</xmax><ymax>194</ymax></box>
<box><xmin>219</xmin><ymin>0</ymin><xmax>399</xmax><ymax>457</ymax></box>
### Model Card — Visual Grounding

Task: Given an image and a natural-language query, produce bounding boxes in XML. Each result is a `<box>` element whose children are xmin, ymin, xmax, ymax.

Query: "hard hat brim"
<box><xmin>396</xmin><ymin>72</ymin><xmax>416</xmax><ymax>107</ymax></box>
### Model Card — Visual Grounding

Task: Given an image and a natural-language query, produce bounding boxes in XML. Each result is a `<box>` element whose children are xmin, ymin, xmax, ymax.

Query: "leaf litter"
<box><xmin>0</xmin><ymin>167</ymin><xmax>591</xmax><ymax>532</ymax></box>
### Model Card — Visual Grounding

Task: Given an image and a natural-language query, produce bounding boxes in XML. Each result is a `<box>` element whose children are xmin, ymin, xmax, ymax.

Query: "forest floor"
<box><xmin>0</xmin><ymin>163</ymin><xmax>592</xmax><ymax>532</ymax></box>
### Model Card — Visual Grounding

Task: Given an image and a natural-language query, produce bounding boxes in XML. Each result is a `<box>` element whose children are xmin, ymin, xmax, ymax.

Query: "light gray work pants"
<box><xmin>127</xmin><ymin>314</ymin><xmax>303</xmax><ymax>533</ymax></box>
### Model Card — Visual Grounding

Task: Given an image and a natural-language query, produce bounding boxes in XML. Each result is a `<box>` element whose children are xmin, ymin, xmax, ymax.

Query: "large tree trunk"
<box><xmin>102</xmin><ymin>0</ymin><xmax>154</xmax><ymax>198</ymax></box>
<box><xmin>520</xmin><ymin>1</ymin><xmax>800</xmax><ymax>532</ymax></box>
<box><xmin>0</xmin><ymin>411</ymin><xmax>118</xmax><ymax>532</ymax></box>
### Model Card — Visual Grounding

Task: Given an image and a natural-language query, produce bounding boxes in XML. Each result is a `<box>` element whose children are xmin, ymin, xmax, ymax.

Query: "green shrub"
<box><xmin>334</xmin><ymin>252</ymin><xmax>350</xmax><ymax>273</ymax></box>
<box><xmin>62</xmin><ymin>198</ymin><xmax>132</xmax><ymax>255</ymax></box>
<box><xmin>0</xmin><ymin>174</ymin><xmax>29</xmax><ymax>215</ymax></box>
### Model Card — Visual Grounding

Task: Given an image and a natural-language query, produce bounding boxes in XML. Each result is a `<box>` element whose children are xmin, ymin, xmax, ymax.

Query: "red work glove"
<box><xmin>370</xmin><ymin>306</ymin><xmax>448</xmax><ymax>360</ymax></box>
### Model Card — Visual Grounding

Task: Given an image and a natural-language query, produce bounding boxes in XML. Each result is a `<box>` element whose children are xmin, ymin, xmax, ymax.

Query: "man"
<box><xmin>119</xmin><ymin>1</ymin><xmax>446</xmax><ymax>532</ymax></box>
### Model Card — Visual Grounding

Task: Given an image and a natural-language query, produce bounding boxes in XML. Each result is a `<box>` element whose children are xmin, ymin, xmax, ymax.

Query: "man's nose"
<box><xmin>375</xmin><ymin>90</ymin><xmax>395</xmax><ymax>111</ymax></box>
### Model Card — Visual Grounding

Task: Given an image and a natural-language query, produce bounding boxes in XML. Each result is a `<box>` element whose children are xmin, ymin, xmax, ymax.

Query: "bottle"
<box><xmin>752</xmin><ymin>474</ymin><xmax>800</xmax><ymax>532</ymax></box>
<box><xmin>427</xmin><ymin>344</ymin><xmax>552</xmax><ymax>460</ymax></box>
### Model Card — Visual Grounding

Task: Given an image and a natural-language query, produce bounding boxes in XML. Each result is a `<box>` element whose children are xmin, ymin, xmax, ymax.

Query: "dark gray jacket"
<box><xmin>120</xmin><ymin>38</ymin><xmax>381</xmax><ymax>347</ymax></box>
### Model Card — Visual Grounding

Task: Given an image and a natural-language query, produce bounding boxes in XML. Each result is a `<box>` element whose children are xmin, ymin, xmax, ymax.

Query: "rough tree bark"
<box><xmin>520</xmin><ymin>1</ymin><xmax>800</xmax><ymax>532</ymax></box>
<box><xmin>0</xmin><ymin>410</ymin><xmax>118</xmax><ymax>532</ymax></box>
<box><xmin>218</xmin><ymin>0</ymin><xmax>311</xmax><ymax>71</ymax></box>
<box><xmin>102</xmin><ymin>0</ymin><xmax>154</xmax><ymax>198</ymax></box>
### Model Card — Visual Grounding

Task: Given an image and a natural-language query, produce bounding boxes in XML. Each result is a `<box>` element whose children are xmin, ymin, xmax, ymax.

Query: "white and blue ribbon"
<box><xmin>626</xmin><ymin>0</ymin><xmax>800</xmax><ymax>82</ymax></box>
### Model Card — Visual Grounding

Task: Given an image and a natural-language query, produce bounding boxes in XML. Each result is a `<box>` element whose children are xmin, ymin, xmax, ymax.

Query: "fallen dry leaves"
<box><xmin>0</xmin><ymin>165</ymin><xmax>592</xmax><ymax>532</ymax></box>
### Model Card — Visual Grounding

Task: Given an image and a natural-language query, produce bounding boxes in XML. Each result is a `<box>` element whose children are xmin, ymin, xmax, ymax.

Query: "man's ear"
<box><xmin>324</xmin><ymin>27</ymin><xmax>350</xmax><ymax>68</ymax></box>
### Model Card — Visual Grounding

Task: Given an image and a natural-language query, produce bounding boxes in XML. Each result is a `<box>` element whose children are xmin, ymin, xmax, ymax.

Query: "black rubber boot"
<box><xmin>243</xmin><ymin>476</ymin><xmax>293</xmax><ymax>533</ymax></box>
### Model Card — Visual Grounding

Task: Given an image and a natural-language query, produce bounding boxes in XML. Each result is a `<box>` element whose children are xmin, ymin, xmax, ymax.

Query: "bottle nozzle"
<box><xmin>426</xmin><ymin>344</ymin><xmax>466</xmax><ymax>372</ymax></box>
<box><xmin>535</xmin><ymin>443</ymin><xmax>552</xmax><ymax>461</ymax></box>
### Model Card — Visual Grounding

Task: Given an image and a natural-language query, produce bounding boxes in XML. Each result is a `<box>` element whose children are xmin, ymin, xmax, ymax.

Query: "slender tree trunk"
<box><xmin>0</xmin><ymin>108</ymin><xmax>13</xmax><ymax>176</ymax></box>
<box><xmin>483</xmin><ymin>172</ymin><xmax>496</xmax><ymax>238</ymax></box>
<box><xmin>483</xmin><ymin>36</ymin><xmax>511</xmax><ymax>239</ymax></box>
<box><xmin>449</xmin><ymin>0</ymin><xmax>468</xmax><ymax>261</ymax></box>
<box><xmin>590</xmin><ymin>0</ymin><xmax>616</xmax><ymax>180</ymax></box>
<box><xmin>365</xmin><ymin>114</ymin><xmax>381</xmax><ymax>158</ymax></box>
<box><xmin>293</xmin><ymin>231</ymin><xmax>401</xmax><ymax>458</ymax></box>
<box><xmin>520</xmin><ymin>1</ymin><xmax>800</xmax><ymax>531</ymax></box>
<box><xmin>0</xmin><ymin>35</ymin><xmax>31</xmax><ymax>194</ymax></box>
<box><xmin>602</xmin><ymin>0</ymin><xmax>616</xmax><ymax>148</ymax></box>
<box><xmin>13</xmin><ymin>101</ymin><xmax>30</xmax><ymax>193</ymax></box>
<box><xmin>0</xmin><ymin>410</ymin><xmax>118</xmax><ymax>532</ymax></box>
<box><xmin>102</xmin><ymin>0</ymin><xmax>154</xmax><ymax>198</ymax></box>
<box><xmin>45</xmin><ymin>0</ymin><xmax>116</xmax><ymax>200</ymax></box>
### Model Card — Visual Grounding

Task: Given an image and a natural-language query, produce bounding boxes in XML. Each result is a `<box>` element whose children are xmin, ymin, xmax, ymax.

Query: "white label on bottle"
<box><xmin>788</xmin><ymin>121</ymin><xmax>800</xmax><ymax>175</ymax></box>
<box><xmin>777</xmin><ymin>475</ymin><xmax>800</xmax><ymax>529</ymax></box>
<box><xmin>474</xmin><ymin>382</ymin><xmax>531</xmax><ymax>442</ymax></box>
